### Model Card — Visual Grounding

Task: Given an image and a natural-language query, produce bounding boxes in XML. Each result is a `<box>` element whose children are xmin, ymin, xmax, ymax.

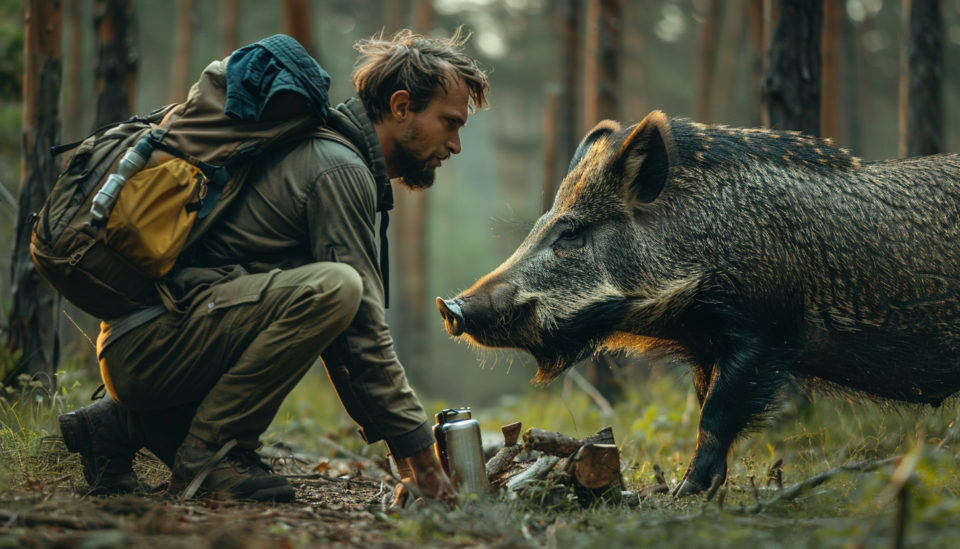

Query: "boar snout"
<box><xmin>437</xmin><ymin>297</ymin><xmax>465</xmax><ymax>336</ymax></box>
<box><xmin>437</xmin><ymin>281</ymin><xmax>522</xmax><ymax>342</ymax></box>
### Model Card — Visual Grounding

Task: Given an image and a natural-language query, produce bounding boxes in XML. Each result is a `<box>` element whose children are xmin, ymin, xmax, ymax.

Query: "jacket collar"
<box><xmin>328</xmin><ymin>98</ymin><xmax>393</xmax><ymax>212</ymax></box>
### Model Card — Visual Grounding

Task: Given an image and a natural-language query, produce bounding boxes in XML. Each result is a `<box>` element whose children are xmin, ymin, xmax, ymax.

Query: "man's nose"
<box><xmin>447</xmin><ymin>132</ymin><xmax>462</xmax><ymax>155</ymax></box>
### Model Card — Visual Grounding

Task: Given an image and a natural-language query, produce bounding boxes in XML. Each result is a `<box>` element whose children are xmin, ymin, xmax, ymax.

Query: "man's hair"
<box><xmin>352</xmin><ymin>27</ymin><xmax>489</xmax><ymax>122</ymax></box>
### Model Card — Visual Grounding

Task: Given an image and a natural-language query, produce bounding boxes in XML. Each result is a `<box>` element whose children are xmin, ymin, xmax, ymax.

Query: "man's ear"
<box><xmin>568</xmin><ymin>120</ymin><xmax>620</xmax><ymax>174</ymax></box>
<box><xmin>610</xmin><ymin>111</ymin><xmax>676</xmax><ymax>204</ymax></box>
<box><xmin>389</xmin><ymin>90</ymin><xmax>412</xmax><ymax>122</ymax></box>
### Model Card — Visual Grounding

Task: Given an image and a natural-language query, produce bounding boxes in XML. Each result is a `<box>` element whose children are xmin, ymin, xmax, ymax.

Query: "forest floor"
<box><xmin>2</xmin><ymin>361</ymin><xmax>960</xmax><ymax>548</ymax></box>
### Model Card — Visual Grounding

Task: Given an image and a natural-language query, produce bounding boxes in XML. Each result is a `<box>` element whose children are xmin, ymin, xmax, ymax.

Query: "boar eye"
<box><xmin>553</xmin><ymin>226</ymin><xmax>586</xmax><ymax>250</ymax></box>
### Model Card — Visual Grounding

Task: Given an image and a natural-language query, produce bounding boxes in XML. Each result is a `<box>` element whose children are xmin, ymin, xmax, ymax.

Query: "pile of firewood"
<box><xmin>484</xmin><ymin>423</ymin><xmax>628</xmax><ymax>506</ymax></box>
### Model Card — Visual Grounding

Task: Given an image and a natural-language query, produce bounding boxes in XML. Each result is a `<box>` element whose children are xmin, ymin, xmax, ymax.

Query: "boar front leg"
<box><xmin>673</xmin><ymin>343</ymin><xmax>789</xmax><ymax>497</ymax></box>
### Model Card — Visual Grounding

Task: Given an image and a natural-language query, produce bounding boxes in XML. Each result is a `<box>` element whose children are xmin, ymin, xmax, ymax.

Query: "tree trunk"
<box><xmin>541</xmin><ymin>91</ymin><xmax>558</xmax><ymax>214</ymax></box>
<box><xmin>621</xmin><ymin>1</ymin><xmax>645</xmax><ymax>121</ymax></box>
<box><xmin>899</xmin><ymin>0</ymin><xmax>942</xmax><ymax>158</ymax></box>
<box><xmin>595</xmin><ymin>0</ymin><xmax>621</xmax><ymax>122</ymax></box>
<box><xmin>695</xmin><ymin>0</ymin><xmax>721</xmax><ymax>122</ymax></box>
<box><xmin>714</xmin><ymin>0</ymin><xmax>747</xmax><ymax>122</ymax></box>
<box><xmin>821</xmin><ymin>0</ymin><xmax>841</xmax><ymax>141</ymax></box>
<box><xmin>282</xmin><ymin>0</ymin><xmax>315</xmax><ymax>58</ymax></box>
<box><xmin>7</xmin><ymin>0</ymin><xmax>64</xmax><ymax>388</ymax></box>
<box><xmin>553</xmin><ymin>0</ymin><xmax>581</xmax><ymax>188</ymax></box>
<box><xmin>841</xmin><ymin>5</ymin><xmax>862</xmax><ymax>155</ymax></box>
<box><xmin>748</xmin><ymin>0</ymin><xmax>764</xmax><ymax>127</ymax></box>
<box><xmin>583</xmin><ymin>0</ymin><xmax>623</xmax><ymax>403</ymax></box>
<box><xmin>66</xmin><ymin>0</ymin><xmax>82</xmax><ymax>141</ymax></box>
<box><xmin>763</xmin><ymin>0</ymin><xmax>822</xmax><ymax>135</ymax></box>
<box><xmin>391</xmin><ymin>0</ymin><xmax>431</xmax><ymax>380</ymax></box>
<box><xmin>93</xmin><ymin>0</ymin><xmax>137</xmax><ymax>128</ymax></box>
<box><xmin>170</xmin><ymin>0</ymin><xmax>195</xmax><ymax>104</ymax></box>
<box><xmin>220</xmin><ymin>0</ymin><xmax>241</xmax><ymax>59</ymax></box>
<box><xmin>759</xmin><ymin>0</ymin><xmax>778</xmax><ymax>128</ymax></box>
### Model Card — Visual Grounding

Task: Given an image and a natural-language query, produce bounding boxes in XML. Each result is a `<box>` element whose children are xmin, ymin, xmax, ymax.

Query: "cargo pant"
<box><xmin>99</xmin><ymin>262</ymin><xmax>362</xmax><ymax>465</ymax></box>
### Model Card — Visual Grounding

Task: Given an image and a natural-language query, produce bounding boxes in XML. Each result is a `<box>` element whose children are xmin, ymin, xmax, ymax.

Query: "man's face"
<box><xmin>394</xmin><ymin>77</ymin><xmax>470</xmax><ymax>191</ymax></box>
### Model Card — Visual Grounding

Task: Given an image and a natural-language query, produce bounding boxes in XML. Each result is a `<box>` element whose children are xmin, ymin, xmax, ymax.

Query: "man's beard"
<box><xmin>394</xmin><ymin>126</ymin><xmax>437</xmax><ymax>191</ymax></box>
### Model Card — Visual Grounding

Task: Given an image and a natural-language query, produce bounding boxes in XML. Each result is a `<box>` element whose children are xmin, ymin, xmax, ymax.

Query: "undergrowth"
<box><xmin>2</xmin><ymin>357</ymin><xmax>960</xmax><ymax>547</ymax></box>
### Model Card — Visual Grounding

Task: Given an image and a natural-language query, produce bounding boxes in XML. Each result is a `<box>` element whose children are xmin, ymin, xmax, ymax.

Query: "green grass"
<box><xmin>0</xmin><ymin>357</ymin><xmax>95</xmax><ymax>494</ymax></box>
<box><xmin>266</xmin><ymin>362</ymin><xmax>960</xmax><ymax>547</ymax></box>
<box><xmin>3</xmin><ymin>357</ymin><xmax>960</xmax><ymax>547</ymax></box>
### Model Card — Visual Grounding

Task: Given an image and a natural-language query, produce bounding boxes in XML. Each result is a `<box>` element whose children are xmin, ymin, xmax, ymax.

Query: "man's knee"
<box><xmin>304</xmin><ymin>263</ymin><xmax>363</xmax><ymax>331</ymax></box>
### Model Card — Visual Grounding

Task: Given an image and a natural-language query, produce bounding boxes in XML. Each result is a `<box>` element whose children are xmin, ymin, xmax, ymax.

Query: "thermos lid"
<box><xmin>435</xmin><ymin>408</ymin><xmax>472</xmax><ymax>424</ymax></box>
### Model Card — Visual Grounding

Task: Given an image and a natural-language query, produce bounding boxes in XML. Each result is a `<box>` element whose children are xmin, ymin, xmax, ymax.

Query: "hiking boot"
<box><xmin>169</xmin><ymin>435</ymin><xmax>295</xmax><ymax>502</ymax></box>
<box><xmin>59</xmin><ymin>398</ymin><xmax>144</xmax><ymax>495</ymax></box>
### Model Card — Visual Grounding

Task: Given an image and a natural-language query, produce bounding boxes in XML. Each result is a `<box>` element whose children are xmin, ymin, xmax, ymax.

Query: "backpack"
<box><xmin>29</xmin><ymin>57</ymin><xmax>356</xmax><ymax>320</ymax></box>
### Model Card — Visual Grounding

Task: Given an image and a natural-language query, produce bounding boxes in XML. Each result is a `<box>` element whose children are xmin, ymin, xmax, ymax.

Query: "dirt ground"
<box><xmin>0</xmin><ymin>472</ymin><xmax>431</xmax><ymax>549</ymax></box>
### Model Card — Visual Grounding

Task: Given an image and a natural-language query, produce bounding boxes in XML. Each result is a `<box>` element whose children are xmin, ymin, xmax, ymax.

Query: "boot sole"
<box><xmin>175</xmin><ymin>482</ymin><xmax>297</xmax><ymax>503</ymax></box>
<box><xmin>246</xmin><ymin>484</ymin><xmax>296</xmax><ymax>503</ymax></box>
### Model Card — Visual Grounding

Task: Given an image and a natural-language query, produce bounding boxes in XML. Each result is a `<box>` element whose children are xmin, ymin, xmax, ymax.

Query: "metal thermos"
<box><xmin>434</xmin><ymin>408</ymin><xmax>489</xmax><ymax>496</ymax></box>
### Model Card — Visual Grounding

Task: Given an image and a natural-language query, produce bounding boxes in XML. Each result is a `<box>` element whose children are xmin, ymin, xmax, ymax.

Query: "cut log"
<box><xmin>501</xmin><ymin>422</ymin><xmax>523</xmax><ymax>446</ymax></box>
<box><xmin>566</xmin><ymin>443</ymin><xmax>620</xmax><ymax>489</ymax></box>
<box><xmin>505</xmin><ymin>456</ymin><xmax>561</xmax><ymax>491</ymax></box>
<box><xmin>522</xmin><ymin>428</ymin><xmax>582</xmax><ymax>456</ymax></box>
<box><xmin>583</xmin><ymin>426</ymin><xmax>615</xmax><ymax>446</ymax></box>
<box><xmin>485</xmin><ymin>444</ymin><xmax>522</xmax><ymax>479</ymax></box>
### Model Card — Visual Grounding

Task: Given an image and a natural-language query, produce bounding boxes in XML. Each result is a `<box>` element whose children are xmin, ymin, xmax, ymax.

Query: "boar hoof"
<box><xmin>673</xmin><ymin>478</ymin><xmax>704</xmax><ymax>498</ymax></box>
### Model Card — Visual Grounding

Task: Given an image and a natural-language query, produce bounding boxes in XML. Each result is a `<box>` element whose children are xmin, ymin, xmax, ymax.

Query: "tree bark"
<box><xmin>93</xmin><ymin>0</ymin><xmax>137</xmax><ymax>128</ymax></box>
<box><xmin>595</xmin><ymin>0</ymin><xmax>621</xmax><ymax>122</ymax></box>
<box><xmin>282</xmin><ymin>0</ymin><xmax>315</xmax><ymax>58</ymax></box>
<box><xmin>169</xmin><ymin>0</ymin><xmax>195</xmax><ymax>104</ymax></box>
<box><xmin>763</xmin><ymin>0</ymin><xmax>822</xmax><ymax>135</ymax></box>
<box><xmin>66</xmin><ymin>0</ymin><xmax>82</xmax><ymax>141</ymax></box>
<box><xmin>522</xmin><ymin>428</ymin><xmax>583</xmax><ymax>457</ymax></box>
<box><xmin>583</xmin><ymin>1</ymin><xmax>624</xmax><ymax>400</ymax></box>
<box><xmin>582</xmin><ymin>0</ymin><xmax>599</xmax><ymax>128</ymax></box>
<box><xmin>541</xmin><ymin>90</ymin><xmax>558</xmax><ymax>214</ymax></box>
<box><xmin>821</xmin><ymin>0</ymin><xmax>841</xmax><ymax>140</ymax></box>
<box><xmin>899</xmin><ymin>0</ymin><xmax>942</xmax><ymax>158</ymax></box>
<box><xmin>759</xmin><ymin>0</ymin><xmax>776</xmax><ymax>127</ymax></box>
<box><xmin>695</xmin><ymin>0</ymin><xmax>721</xmax><ymax>122</ymax></box>
<box><xmin>8</xmin><ymin>0</ymin><xmax>64</xmax><ymax>388</ymax></box>
<box><xmin>713</xmin><ymin>0</ymin><xmax>747</xmax><ymax>121</ymax></box>
<box><xmin>547</xmin><ymin>0</ymin><xmax>581</xmax><ymax>206</ymax></box>
<box><xmin>391</xmin><ymin>0</ymin><xmax>431</xmax><ymax>379</ymax></box>
<box><xmin>748</xmin><ymin>0</ymin><xmax>764</xmax><ymax>127</ymax></box>
<box><xmin>841</xmin><ymin>5</ymin><xmax>862</xmax><ymax>155</ymax></box>
<box><xmin>220</xmin><ymin>0</ymin><xmax>241</xmax><ymax>59</ymax></box>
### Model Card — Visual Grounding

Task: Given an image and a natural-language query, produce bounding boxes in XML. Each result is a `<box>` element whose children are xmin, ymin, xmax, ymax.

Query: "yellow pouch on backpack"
<box><xmin>104</xmin><ymin>158</ymin><xmax>204</xmax><ymax>278</ymax></box>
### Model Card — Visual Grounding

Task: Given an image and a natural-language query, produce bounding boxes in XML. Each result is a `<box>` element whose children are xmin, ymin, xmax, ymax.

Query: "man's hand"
<box><xmin>390</xmin><ymin>446</ymin><xmax>458</xmax><ymax>508</ymax></box>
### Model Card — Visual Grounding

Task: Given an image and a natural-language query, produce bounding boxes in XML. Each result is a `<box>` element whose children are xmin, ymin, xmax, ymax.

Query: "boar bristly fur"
<box><xmin>441</xmin><ymin>110</ymin><xmax>960</xmax><ymax>497</ymax></box>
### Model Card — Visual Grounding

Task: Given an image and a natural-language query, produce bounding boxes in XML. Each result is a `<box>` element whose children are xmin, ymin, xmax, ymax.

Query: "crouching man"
<box><xmin>58</xmin><ymin>29</ymin><xmax>488</xmax><ymax>504</ymax></box>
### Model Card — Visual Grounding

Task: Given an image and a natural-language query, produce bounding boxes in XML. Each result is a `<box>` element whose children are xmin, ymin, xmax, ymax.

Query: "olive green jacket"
<box><xmin>169</xmin><ymin>98</ymin><xmax>433</xmax><ymax>458</ymax></box>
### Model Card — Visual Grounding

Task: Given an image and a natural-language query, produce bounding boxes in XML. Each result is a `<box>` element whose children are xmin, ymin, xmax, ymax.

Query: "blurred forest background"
<box><xmin>1</xmin><ymin>0</ymin><xmax>960</xmax><ymax>408</ymax></box>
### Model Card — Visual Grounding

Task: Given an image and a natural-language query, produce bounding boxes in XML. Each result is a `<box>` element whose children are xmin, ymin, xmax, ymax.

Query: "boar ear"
<box><xmin>568</xmin><ymin>120</ymin><xmax>621</xmax><ymax>174</ymax></box>
<box><xmin>612</xmin><ymin>111</ymin><xmax>676</xmax><ymax>204</ymax></box>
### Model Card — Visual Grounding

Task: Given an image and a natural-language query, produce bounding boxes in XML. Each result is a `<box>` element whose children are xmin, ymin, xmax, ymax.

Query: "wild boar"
<box><xmin>437</xmin><ymin>111</ymin><xmax>960</xmax><ymax>496</ymax></box>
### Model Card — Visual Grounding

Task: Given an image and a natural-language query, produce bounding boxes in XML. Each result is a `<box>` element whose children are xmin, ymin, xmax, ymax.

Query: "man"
<box><xmin>58</xmin><ymin>29</ymin><xmax>488</xmax><ymax>504</ymax></box>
